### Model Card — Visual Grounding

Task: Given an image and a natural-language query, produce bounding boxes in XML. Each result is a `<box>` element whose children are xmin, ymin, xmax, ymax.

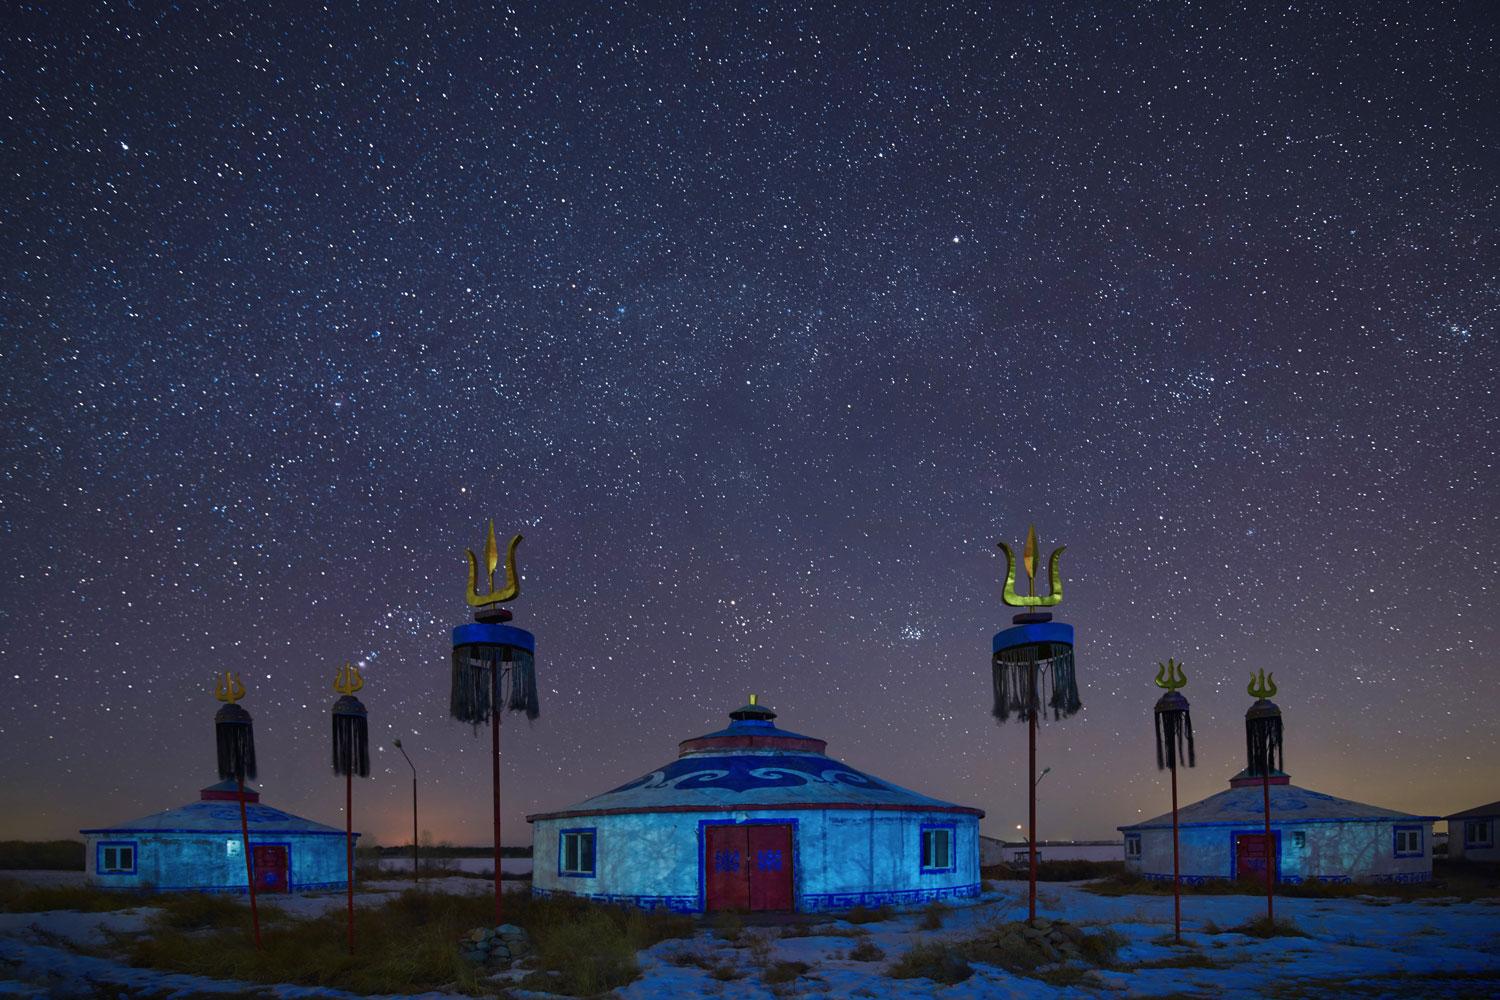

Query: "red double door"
<box><xmin>705</xmin><ymin>824</ymin><xmax>793</xmax><ymax>911</ymax></box>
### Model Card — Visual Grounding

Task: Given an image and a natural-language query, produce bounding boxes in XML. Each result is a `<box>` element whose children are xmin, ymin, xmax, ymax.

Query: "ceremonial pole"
<box><xmin>213</xmin><ymin>672</ymin><xmax>261</xmax><ymax>950</ymax></box>
<box><xmin>450</xmin><ymin>523</ymin><xmax>539</xmax><ymax>927</ymax></box>
<box><xmin>1152</xmin><ymin>659</ymin><xmax>1195</xmax><ymax>943</ymax></box>
<box><xmin>990</xmin><ymin>526</ymin><xmax>1081</xmax><ymax>922</ymax></box>
<box><xmin>331</xmin><ymin>662</ymin><xmax>369</xmax><ymax>955</ymax></box>
<box><xmin>1245</xmin><ymin>669</ymin><xmax>1283</xmax><ymax>926</ymax></box>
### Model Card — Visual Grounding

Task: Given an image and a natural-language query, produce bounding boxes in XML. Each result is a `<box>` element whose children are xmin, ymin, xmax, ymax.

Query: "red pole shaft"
<box><xmin>1171</xmin><ymin>761</ymin><xmax>1181</xmax><ymax>943</ymax></box>
<box><xmin>237</xmin><ymin>777</ymin><xmax>261</xmax><ymax>950</ymax></box>
<box><xmin>346</xmin><ymin>771</ymin><xmax>354</xmax><ymax>954</ymax></box>
<box><xmin>492</xmin><ymin>661</ymin><xmax>502</xmax><ymax>926</ymax></box>
<box><xmin>412</xmin><ymin>773</ymin><xmax>419</xmax><ymax>886</ymax></box>
<box><xmin>1264</xmin><ymin>773</ymin><xmax>1274</xmax><ymax>925</ymax></box>
<box><xmin>1028</xmin><ymin>662</ymin><xmax>1037</xmax><ymax>923</ymax></box>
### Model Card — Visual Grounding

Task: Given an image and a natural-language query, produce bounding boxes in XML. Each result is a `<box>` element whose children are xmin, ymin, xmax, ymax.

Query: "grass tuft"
<box><xmin>848</xmin><ymin>939</ymin><xmax>885</xmax><ymax>962</ymax></box>
<box><xmin>1227</xmin><ymin>915</ymin><xmax>1310</xmax><ymax>939</ymax></box>
<box><xmin>886</xmin><ymin>940</ymin><xmax>974</xmax><ymax>984</ymax></box>
<box><xmin>763</xmin><ymin>959</ymin><xmax>811</xmax><ymax>985</ymax></box>
<box><xmin>0</xmin><ymin>879</ymin><xmax>152</xmax><ymax>914</ymax></box>
<box><xmin>842</xmin><ymin>904</ymin><xmax>893</xmax><ymax>924</ymax></box>
<box><xmin>917</xmin><ymin>899</ymin><xmax>950</xmax><ymax>930</ymax></box>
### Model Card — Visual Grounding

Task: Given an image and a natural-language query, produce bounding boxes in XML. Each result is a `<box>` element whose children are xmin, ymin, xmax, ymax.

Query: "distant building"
<box><xmin>1118</xmin><ymin>768</ymin><xmax>1437</xmax><ymax>885</ymax></box>
<box><xmin>528</xmin><ymin>698</ymin><xmax>983</xmax><ymax>913</ymax></box>
<box><xmin>81</xmin><ymin>780</ymin><xmax>352</xmax><ymax>893</ymax></box>
<box><xmin>978</xmin><ymin>836</ymin><xmax>1123</xmax><ymax>866</ymax></box>
<box><xmin>1444</xmin><ymin>801</ymin><xmax>1500</xmax><ymax>862</ymax></box>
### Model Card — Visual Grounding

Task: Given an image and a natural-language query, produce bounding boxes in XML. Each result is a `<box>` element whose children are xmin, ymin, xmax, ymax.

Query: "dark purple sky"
<box><xmin>3</xmin><ymin>3</ymin><xmax>1496</xmax><ymax>848</ymax></box>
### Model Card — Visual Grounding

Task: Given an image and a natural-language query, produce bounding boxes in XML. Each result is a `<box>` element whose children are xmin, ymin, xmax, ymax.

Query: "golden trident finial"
<box><xmin>1248</xmin><ymin>669</ymin><xmax>1277</xmax><ymax>700</ymax></box>
<box><xmin>1155</xmin><ymin>658</ymin><xmax>1187</xmax><ymax>692</ymax></box>
<box><xmin>214</xmin><ymin>671</ymin><xmax>246</xmax><ymax>703</ymax></box>
<box><xmin>465</xmin><ymin>521</ymin><xmax>522</xmax><ymax>607</ymax></box>
<box><xmin>334</xmin><ymin>662</ymin><xmax>363</xmax><ymax>695</ymax></box>
<box><xmin>996</xmin><ymin>524</ymin><xmax>1065</xmax><ymax>607</ymax></box>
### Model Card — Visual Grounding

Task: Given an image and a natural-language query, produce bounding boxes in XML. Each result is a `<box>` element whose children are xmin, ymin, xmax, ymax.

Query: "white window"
<box><xmin>1394</xmin><ymin>827</ymin><xmax>1422</xmax><ymax>857</ymax></box>
<box><xmin>560</xmin><ymin>830</ymin><xmax>595</xmax><ymax>876</ymax></box>
<box><xmin>921</xmin><ymin>826</ymin><xmax>954</xmax><ymax>871</ymax></box>
<box><xmin>101</xmin><ymin>844</ymin><xmax>135</xmax><ymax>872</ymax></box>
<box><xmin>1466</xmin><ymin>820</ymin><xmax>1494</xmax><ymax>847</ymax></box>
<box><xmin>1125</xmin><ymin>835</ymin><xmax>1142</xmax><ymax>859</ymax></box>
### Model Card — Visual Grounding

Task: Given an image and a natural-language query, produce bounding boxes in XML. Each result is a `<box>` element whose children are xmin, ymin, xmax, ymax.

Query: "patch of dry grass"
<box><xmin>0</xmin><ymin>878</ymin><xmax>151</xmax><ymax>913</ymax></box>
<box><xmin>885</xmin><ymin>940</ymin><xmax>974</xmax><ymax>984</ymax></box>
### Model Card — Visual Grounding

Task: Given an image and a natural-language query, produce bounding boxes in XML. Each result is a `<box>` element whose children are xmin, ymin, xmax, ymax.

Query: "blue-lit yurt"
<box><xmin>81</xmin><ymin>780</ymin><xmax>353</xmax><ymax>893</ymax></box>
<box><xmin>1118</xmin><ymin>768</ymin><xmax>1437</xmax><ymax>885</ymax></box>
<box><xmin>528</xmin><ymin>698</ymin><xmax>983</xmax><ymax>913</ymax></box>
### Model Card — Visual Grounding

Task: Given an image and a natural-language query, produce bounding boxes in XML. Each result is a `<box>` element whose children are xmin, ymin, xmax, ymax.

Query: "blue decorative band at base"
<box><xmin>97</xmin><ymin>881</ymin><xmax>349</xmax><ymax>894</ymax></box>
<box><xmin>1140</xmin><ymin>873</ymin><xmax>1229</xmax><ymax>886</ymax></box>
<box><xmin>1280</xmin><ymin>875</ymin><xmax>1354</xmax><ymax>885</ymax></box>
<box><xmin>798</xmin><ymin>884</ymin><xmax>981</xmax><ymax>912</ymax></box>
<box><xmin>1374</xmin><ymin>872</ymin><xmax>1431</xmax><ymax>884</ymax></box>
<box><xmin>532</xmin><ymin>886</ymin><xmax>699</xmax><ymax>914</ymax></box>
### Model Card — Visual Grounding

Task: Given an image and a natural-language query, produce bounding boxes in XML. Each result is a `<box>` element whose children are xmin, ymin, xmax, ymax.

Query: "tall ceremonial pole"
<box><xmin>213</xmin><ymin>671</ymin><xmax>261</xmax><ymax>950</ymax></box>
<box><xmin>1152</xmin><ymin>659</ymin><xmax>1195</xmax><ymax>943</ymax></box>
<box><xmin>331</xmin><ymin>662</ymin><xmax>370</xmax><ymax>954</ymax></box>
<box><xmin>990</xmin><ymin>525</ymin><xmax>1081</xmax><ymax>922</ymax></box>
<box><xmin>450</xmin><ymin>523</ymin><xmax>539</xmax><ymax>926</ymax></box>
<box><xmin>1245</xmin><ymin>669</ymin><xmax>1283</xmax><ymax>926</ymax></box>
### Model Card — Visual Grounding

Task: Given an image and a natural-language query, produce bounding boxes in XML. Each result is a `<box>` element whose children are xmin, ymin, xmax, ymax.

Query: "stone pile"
<box><xmin>459</xmin><ymin>923</ymin><xmax>532</xmax><ymax>967</ymax></box>
<box><xmin>968</xmin><ymin>917</ymin><xmax>1090</xmax><ymax>966</ymax></box>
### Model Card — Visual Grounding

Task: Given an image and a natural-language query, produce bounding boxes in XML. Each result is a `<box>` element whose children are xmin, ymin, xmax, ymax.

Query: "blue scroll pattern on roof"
<box><xmin>608</xmin><ymin>755</ymin><xmax>890</xmax><ymax>795</ymax></box>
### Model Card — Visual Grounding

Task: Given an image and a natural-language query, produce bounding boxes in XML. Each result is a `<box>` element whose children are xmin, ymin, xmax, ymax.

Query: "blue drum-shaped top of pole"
<box><xmin>453</xmin><ymin>622</ymin><xmax>535</xmax><ymax>653</ymax></box>
<box><xmin>993</xmin><ymin>621</ymin><xmax>1073</xmax><ymax>656</ymax></box>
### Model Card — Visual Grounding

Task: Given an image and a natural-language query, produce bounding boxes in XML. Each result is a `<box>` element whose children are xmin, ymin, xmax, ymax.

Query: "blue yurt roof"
<box><xmin>1119</xmin><ymin>776</ymin><xmax>1438</xmax><ymax>832</ymax></box>
<box><xmin>528</xmin><ymin>700</ymin><xmax>983</xmax><ymax>821</ymax></box>
<box><xmin>81</xmin><ymin>782</ymin><xmax>346</xmax><ymax>837</ymax></box>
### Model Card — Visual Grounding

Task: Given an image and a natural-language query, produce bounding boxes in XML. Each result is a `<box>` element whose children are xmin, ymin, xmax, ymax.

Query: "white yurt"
<box><xmin>82</xmin><ymin>780</ymin><xmax>352</xmax><ymax>893</ymax></box>
<box><xmin>528</xmin><ymin>698</ymin><xmax>983</xmax><ymax>913</ymax></box>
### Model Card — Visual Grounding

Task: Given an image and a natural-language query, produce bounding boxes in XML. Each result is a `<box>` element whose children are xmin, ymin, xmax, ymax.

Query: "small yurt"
<box><xmin>1118</xmin><ymin>769</ymin><xmax>1437</xmax><ymax>885</ymax></box>
<box><xmin>82</xmin><ymin>780</ymin><xmax>353</xmax><ymax>893</ymax></box>
<box><xmin>1445</xmin><ymin>801</ymin><xmax>1500</xmax><ymax>862</ymax></box>
<box><xmin>528</xmin><ymin>698</ymin><xmax>983</xmax><ymax>913</ymax></box>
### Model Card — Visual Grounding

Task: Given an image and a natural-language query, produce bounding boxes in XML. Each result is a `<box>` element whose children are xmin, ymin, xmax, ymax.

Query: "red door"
<box><xmin>705</xmin><ymin>825</ymin><xmax>794</xmax><ymax>911</ymax></box>
<box><xmin>1236</xmin><ymin>834</ymin><xmax>1274</xmax><ymax>886</ymax></box>
<box><xmin>748</xmin><ymin>825</ymin><xmax>793</xmax><ymax>911</ymax></box>
<box><xmin>252</xmin><ymin>845</ymin><xmax>289</xmax><ymax>893</ymax></box>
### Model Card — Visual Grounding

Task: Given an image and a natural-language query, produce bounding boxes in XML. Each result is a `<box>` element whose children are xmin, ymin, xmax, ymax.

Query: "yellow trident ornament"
<box><xmin>1247</xmin><ymin>669</ymin><xmax>1277</xmax><ymax>700</ymax></box>
<box><xmin>334</xmin><ymin>662</ymin><xmax>363</xmax><ymax>695</ymax></box>
<box><xmin>1155</xmin><ymin>658</ymin><xmax>1188</xmax><ymax>692</ymax></box>
<box><xmin>466</xmin><ymin>521</ymin><xmax>523</xmax><ymax>608</ymax></box>
<box><xmin>214</xmin><ymin>671</ymin><xmax>247</xmax><ymax>703</ymax></box>
<box><xmin>996</xmin><ymin>524</ymin><xmax>1065</xmax><ymax>607</ymax></box>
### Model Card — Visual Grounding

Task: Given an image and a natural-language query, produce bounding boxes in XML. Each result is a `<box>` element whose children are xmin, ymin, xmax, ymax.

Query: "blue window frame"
<box><xmin>1465</xmin><ymin>820</ymin><xmax>1494</xmax><ymax>848</ymax></box>
<box><xmin>1393</xmin><ymin>825</ymin><xmax>1423</xmax><ymax>858</ymax></box>
<box><xmin>1124</xmin><ymin>834</ymin><xmax>1142</xmax><ymax>859</ymax></box>
<box><xmin>98</xmin><ymin>841</ymin><xmax>137</xmax><ymax>874</ymax></box>
<box><xmin>920</xmin><ymin>824</ymin><xmax>956</xmax><ymax>873</ymax></box>
<box><xmin>559</xmin><ymin>828</ymin><xmax>596</xmax><ymax>878</ymax></box>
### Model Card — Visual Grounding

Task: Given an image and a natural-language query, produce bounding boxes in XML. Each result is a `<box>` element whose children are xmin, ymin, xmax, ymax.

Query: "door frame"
<box><xmin>250</xmin><ymin>841</ymin><xmax>292</xmax><ymax>893</ymax></box>
<box><xmin>1230</xmin><ymin>829</ymin><xmax>1280</xmax><ymax>884</ymax></box>
<box><xmin>697</xmin><ymin>818</ymin><xmax>798</xmax><ymax>912</ymax></box>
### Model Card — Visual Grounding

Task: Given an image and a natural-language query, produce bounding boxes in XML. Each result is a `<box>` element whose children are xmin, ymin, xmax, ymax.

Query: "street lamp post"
<box><xmin>393</xmin><ymin>738</ymin><xmax>418</xmax><ymax>886</ymax></box>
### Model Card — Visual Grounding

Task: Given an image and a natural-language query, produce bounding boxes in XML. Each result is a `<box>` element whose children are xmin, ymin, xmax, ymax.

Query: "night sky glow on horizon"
<box><xmin>2</xmin><ymin>3</ymin><xmax>1496</xmax><ymax>849</ymax></box>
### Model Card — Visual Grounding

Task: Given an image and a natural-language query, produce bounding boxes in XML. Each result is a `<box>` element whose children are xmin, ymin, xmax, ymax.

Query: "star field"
<box><xmin>2</xmin><ymin>3</ymin><xmax>1496</xmax><ymax>847</ymax></box>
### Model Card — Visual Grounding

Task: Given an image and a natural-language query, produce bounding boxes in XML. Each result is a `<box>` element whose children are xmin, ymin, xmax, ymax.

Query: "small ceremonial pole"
<box><xmin>990</xmin><ymin>526</ymin><xmax>1081</xmax><ymax>922</ymax></box>
<box><xmin>213</xmin><ymin>672</ymin><xmax>261</xmax><ymax>950</ymax></box>
<box><xmin>450</xmin><ymin>523</ymin><xmax>539</xmax><ymax>926</ymax></box>
<box><xmin>1246</xmin><ymin>670</ymin><xmax>1283</xmax><ymax>926</ymax></box>
<box><xmin>331</xmin><ymin>662</ymin><xmax>370</xmax><ymax>955</ymax></box>
<box><xmin>1152</xmin><ymin>659</ymin><xmax>1195</xmax><ymax>943</ymax></box>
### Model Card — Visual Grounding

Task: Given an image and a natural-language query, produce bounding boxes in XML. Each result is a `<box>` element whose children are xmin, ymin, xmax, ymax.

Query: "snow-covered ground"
<box><xmin>2</xmin><ymin>872</ymin><xmax>1497</xmax><ymax>999</ymax></box>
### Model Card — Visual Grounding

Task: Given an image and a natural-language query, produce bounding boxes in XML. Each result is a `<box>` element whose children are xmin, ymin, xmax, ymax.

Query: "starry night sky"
<box><xmin>3</xmin><ymin>3</ymin><xmax>1496</xmax><ymax>849</ymax></box>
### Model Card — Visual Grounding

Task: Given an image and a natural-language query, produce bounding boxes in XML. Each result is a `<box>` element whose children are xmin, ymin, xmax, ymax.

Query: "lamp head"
<box><xmin>393</xmin><ymin>738</ymin><xmax>403</xmax><ymax>748</ymax></box>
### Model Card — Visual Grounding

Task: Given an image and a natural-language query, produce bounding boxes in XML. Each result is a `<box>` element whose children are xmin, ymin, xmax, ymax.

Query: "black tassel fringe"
<box><xmin>214</xmin><ymin>703</ymin><xmax>257</xmax><ymax>781</ymax></box>
<box><xmin>991</xmin><ymin>642</ymin><xmax>1081</xmax><ymax>723</ymax></box>
<box><xmin>1154</xmin><ymin>693</ymin><xmax>1195</xmax><ymax>770</ymax></box>
<box><xmin>332</xmin><ymin>696</ymin><xmax>369</xmax><ymax>777</ymax></box>
<box><xmin>1245</xmin><ymin>705</ymin><xmax>1283</xmax><ymax>777</ymax></box>
<box><xmin>451</xmin><ymin>645</ymin><xmax>539</xmax><ymax>726</ymax></box>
